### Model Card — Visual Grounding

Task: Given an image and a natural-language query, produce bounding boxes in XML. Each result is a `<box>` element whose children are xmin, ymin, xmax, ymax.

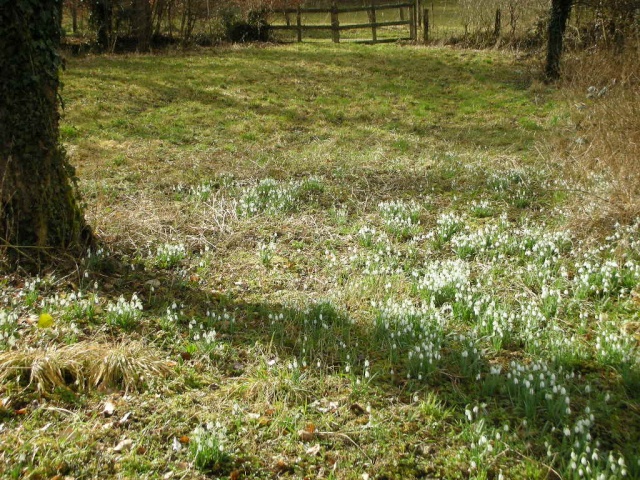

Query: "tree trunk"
<box><xmin>0</xmin><ymin>0</ymin><xmax>89</xmax><ymax>265</ymax></box>
<box><xmin>93</xmin><ymin>0</ymin><xmax>113</xmax><ymax>50</ymax></box>
<box><xmin>133</xmin><ymin>0</ymin><xmax>152</xmax><ymax>51</ymax></box>
<box><xmin>71</xmin><ymin>0</ymin><xmax>78</xmax><ymax>33</ymax></box>
<box><xmin>545</xmin><ymin>0</ymin><xmax>573</xmax><ymax>81</ymax></box>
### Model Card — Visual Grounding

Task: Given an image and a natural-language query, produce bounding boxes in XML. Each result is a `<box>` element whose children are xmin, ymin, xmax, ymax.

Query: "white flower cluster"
<box><xmin>189</xmin><ymin>318</ymin><xmax>217</xmax><ymax>350</ymax></box>
<box><xmin>236</xmin><ymin>178</ymin><xmax>297</xmax><ymax>216</ymax></box>
<box><xmin>594</xmin><ymin>319</ymin><xmax>637</xmax><ymax>366</ymax></box>
<box><xmin>477</xmin><ymin>300</ymin><xmax>515</xmax><ymax>351</ymax></box>
<box><xmin>236</xmin><ymin>177</ymin><xmax>323</xmax><ymax>217</ymax></box>
<box><xmin>456</xmin><ymin>333</ymin><xmax>483</xmax><ymax>378</ymax></box>
<box><xmin>373</xmin><ymin>299</ymin><xmax>446</xmax><ymax>379</ymax></box>
<box><xmin>378</xmin><ymin>199</ymin><xmax>422</xmax><ymax>237</ymax></box>
<box><xmin>360</xmin><ymin>243</ymin><xmax>405</xmax><ymax>276</ymax></box>
<box><xmin>434</xmin><ymin>211</ymin><xmax>466</xmax><ymax>244</ymax></box>
<box><xmin>505</xmin><ymin>360</ymin><xmax>574</xmax><ymax>424</ymax></box>
<box><xmin>505</xmin><ymin>227</ymin><xmax>572</xmax><ymax>264</ymax></box>
<box><xmin>0</xmin><ymin>310</ymin><xmax>19</xmax><ymax>348</ymax></box>
<box><xmin>191</xmin><ymin>421</ymin><xmax>228</xmax><ymax>469</ymax></box>
<box><xmin>415</xmin><ymin>258</ymin><xmax>471</xmax><ymax>307</ymax></box>
<box><xmin>452</xmin><ymin>222</ymin><xmax>506</xmax><ymax>259</ymax></box>
<box><xmin>487</xmin><ymin>169</ymin><xmax>528</xmax><ymax>192</ymax></box>
<box><xmin>258</xmin><ymin>240</ymin><xmax>276</xmax><ymax>268</ymax></box>
<box><xmin>106</xmin><ymin>294</ymin><xmax>143</xmax><ymax>329</ymax></box>
<box><xmin>469</xmin><ymin>199</ymin><xmax>494</xmax><ymax>218</ymax></box>
<box><xmin>357</xmin><ymin>226</ymin><xmax>387</xmax><ymax>248</ymax></box>
<box><xmin>189</xmin><ymin>182</ymin><xmax>215</xmax><ymax>202</ymax></box>
<box><xmin>154</xmin><ymin>243</ymin><xmax>187</xmax><ymax>268</ymax></box>
<box><xmin>549</xmin><ymin>407</ymin><xmax>630</xmax><ymax>479</ymax></box>
<box><xmin>574</xmin><ymin>257</ymin><xmax>639</xmax><ymax>299</ymax></box>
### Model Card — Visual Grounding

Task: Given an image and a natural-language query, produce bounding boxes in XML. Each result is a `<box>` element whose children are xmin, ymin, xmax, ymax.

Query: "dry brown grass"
<box><xmin>559</xmin><ymin>42</ymin><xmax>640</xmax><ymax>229</ymax></box>
<box><xmin>0</xmin><ymin>341</ymin><xmax>174</xmax><ymax>393</ymax></box>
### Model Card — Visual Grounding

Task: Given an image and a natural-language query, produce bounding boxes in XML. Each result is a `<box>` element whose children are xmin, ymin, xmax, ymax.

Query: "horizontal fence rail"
<box><xmin>277</xmin><ymin>2</ymin><xmax>414</xmax><ymax>15</ymax></box>
<box><xmin>268</xmin><ymin>1</ymin><xmax>418</xmax><ymax>44</ymax></box>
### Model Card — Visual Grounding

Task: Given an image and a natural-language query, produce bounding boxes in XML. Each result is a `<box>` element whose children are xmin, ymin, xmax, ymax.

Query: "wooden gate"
<box><xmin>269</xmin><ymin>1</ymin><xmax>418</xmax><ymax>44</ymax></box>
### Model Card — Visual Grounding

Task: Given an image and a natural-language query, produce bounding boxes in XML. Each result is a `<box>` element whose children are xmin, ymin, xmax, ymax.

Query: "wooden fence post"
<box><xmin>416</xmin><ymin>0</ymin><xmax>420</xmax><ymax>39</ymax></box>
<box><xmin>423</xmin><ymin>8</ymin><xmax>429</xmax><ymax>44</ymax></box>
<box><xmin>331</xmin><ymin>1</ymin><xmax>340</xmax><ymax>43</ymax></box>
<box><xmin>371</xmin><ymin>0</ymin><xmax>377</xmax><ymax>44</ymax></box>
<box><xmin>409</xmin><ymin>2</ymin><xmax>415</xmax><ymax>41</ymax></box>
<box><xmin>296</xmin><ymin>6</ymin><xmax>302</xmax><ymax>42</ymax></box>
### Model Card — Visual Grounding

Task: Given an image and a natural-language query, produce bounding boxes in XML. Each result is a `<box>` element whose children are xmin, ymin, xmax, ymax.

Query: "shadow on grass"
<box><xmin>75</xmin><ymin>247</ymin><xmax>513</xmax><ymax>410</ymax></box>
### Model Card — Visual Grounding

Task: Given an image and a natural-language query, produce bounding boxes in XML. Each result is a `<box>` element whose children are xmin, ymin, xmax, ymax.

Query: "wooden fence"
<box><xmin>268</xmin><ymin>1</ymin><xmax>419</xmax><ymax>44</ymax></box>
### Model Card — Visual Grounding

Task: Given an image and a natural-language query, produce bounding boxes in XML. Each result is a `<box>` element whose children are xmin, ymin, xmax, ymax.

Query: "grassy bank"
<box><xmin>1</xmin><ymin>43</ymin><xmax>638</xmax><ymax>479</ymax></box>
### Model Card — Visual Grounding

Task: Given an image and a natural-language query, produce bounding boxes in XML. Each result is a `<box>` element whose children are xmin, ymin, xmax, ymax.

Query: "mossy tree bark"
<box><xmin>545</xmin><ymin>0</ymin><xmax>573</xmax><ymax>81</ymax></box>
<box><xmin>0</xmin><ymin>0</ymin><xmax>90</xmax><ymax>265</ymax></box>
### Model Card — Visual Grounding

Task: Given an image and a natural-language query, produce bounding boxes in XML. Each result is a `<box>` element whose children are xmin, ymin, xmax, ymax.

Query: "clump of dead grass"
<box><xmin>559</xmin><ymin>43</ymin><xmax>640</xmax><ymax>230</ymax></box>
<box><xmin>0</xmin><ymin>341</ymin><xmax>174</xmax><ymax>393</ymax></box>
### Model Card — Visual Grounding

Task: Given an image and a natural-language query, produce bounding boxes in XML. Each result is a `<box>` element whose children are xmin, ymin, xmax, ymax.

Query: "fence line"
<box><xmin>269</xmin><ymin>1</ymin><xmax>419</xmax><ymax>44</ymax></box>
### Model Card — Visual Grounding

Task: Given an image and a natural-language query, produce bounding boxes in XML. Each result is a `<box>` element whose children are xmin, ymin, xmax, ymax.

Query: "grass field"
<box><xmin>1</xmin><ymin>43</ymin><xmax>639</xmax><ymax>479</ymax></box>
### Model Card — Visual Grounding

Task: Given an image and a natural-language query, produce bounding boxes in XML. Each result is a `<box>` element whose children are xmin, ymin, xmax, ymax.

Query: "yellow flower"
<box><xmin>37</xmin><ymin>313</ymin><xmax>54</xmax><ymax>329</ymax></box>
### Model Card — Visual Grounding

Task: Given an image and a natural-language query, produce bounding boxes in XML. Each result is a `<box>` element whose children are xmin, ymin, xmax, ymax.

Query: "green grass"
<box><xmin>1</xmin><ymin>43</ymin><xmax>639</xmax><ymax>479</ymax></box>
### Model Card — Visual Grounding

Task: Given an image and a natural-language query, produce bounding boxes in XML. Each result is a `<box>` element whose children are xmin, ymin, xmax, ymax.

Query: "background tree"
<box><xmin>133</xmin><ymin>0</ymin><xmax>153</xmax><ymax>50</ymax></box>
<box><xmin>0</xmin><ymin>0</ymin><xmax>89</xmax><ymax>265</ymax></box>
<box><xmin>545</xmin><ymin>0</ymin><xmax>573</xmax><ymax>80</ymax></box>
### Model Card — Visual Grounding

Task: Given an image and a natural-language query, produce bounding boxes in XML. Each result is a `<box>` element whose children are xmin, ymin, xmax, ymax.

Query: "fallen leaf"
<box><xmin>232</xmin><ymin>362</ymin><xmax>245</xmax><ymax>372</ymax></box>
<box><xmin>119</xmin><ymin>412</ymin><xmax>132</xmax><ymax>424</ymax></box>
<box><xmin>113</xmin><ymin>438</ymin><xmax>133</xmax><ymax>452</ymax></box>
<box><xmin>172</xmin><ymin>437</ymin><xmax>182</xmax><ymax>452</ymax></box>
<box><xmin>103</xmin><ymin>401</ymin><xmax>116</xmax><ymax>417</ymax></box>
<box><xmin>305</xmin><ymin>444</ymin><xmax>321</xmax><ymax>456</ymax></box>
<box><xmin>297</xmin><ymin>429</ymin><xmax>316</xmax><ymax>442</ymax></box>
<box><xmin>273</xmin><ymin>459</ymin><xmax>292</xmax><ymax>474</ymax></box>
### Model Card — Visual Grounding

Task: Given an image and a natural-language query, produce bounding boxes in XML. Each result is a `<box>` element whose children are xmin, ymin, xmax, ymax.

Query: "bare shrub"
<box><xmin>560</xmin><ymin>44</ymin><xmax>640</xmax><ymax>227</ymax></box>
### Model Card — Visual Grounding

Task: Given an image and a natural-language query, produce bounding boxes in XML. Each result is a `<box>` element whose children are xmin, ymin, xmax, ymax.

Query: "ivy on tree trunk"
<box><xmin>0</xmin><ymin>0</ymin><xmax>90</xmax><ymax>266</ymax></box>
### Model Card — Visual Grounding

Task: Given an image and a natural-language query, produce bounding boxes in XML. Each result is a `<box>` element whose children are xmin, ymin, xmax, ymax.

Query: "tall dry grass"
<box><xmin>559</xmin><ymin>40</ymin><xmax>640</xmax><ymax>228</ymax></box>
